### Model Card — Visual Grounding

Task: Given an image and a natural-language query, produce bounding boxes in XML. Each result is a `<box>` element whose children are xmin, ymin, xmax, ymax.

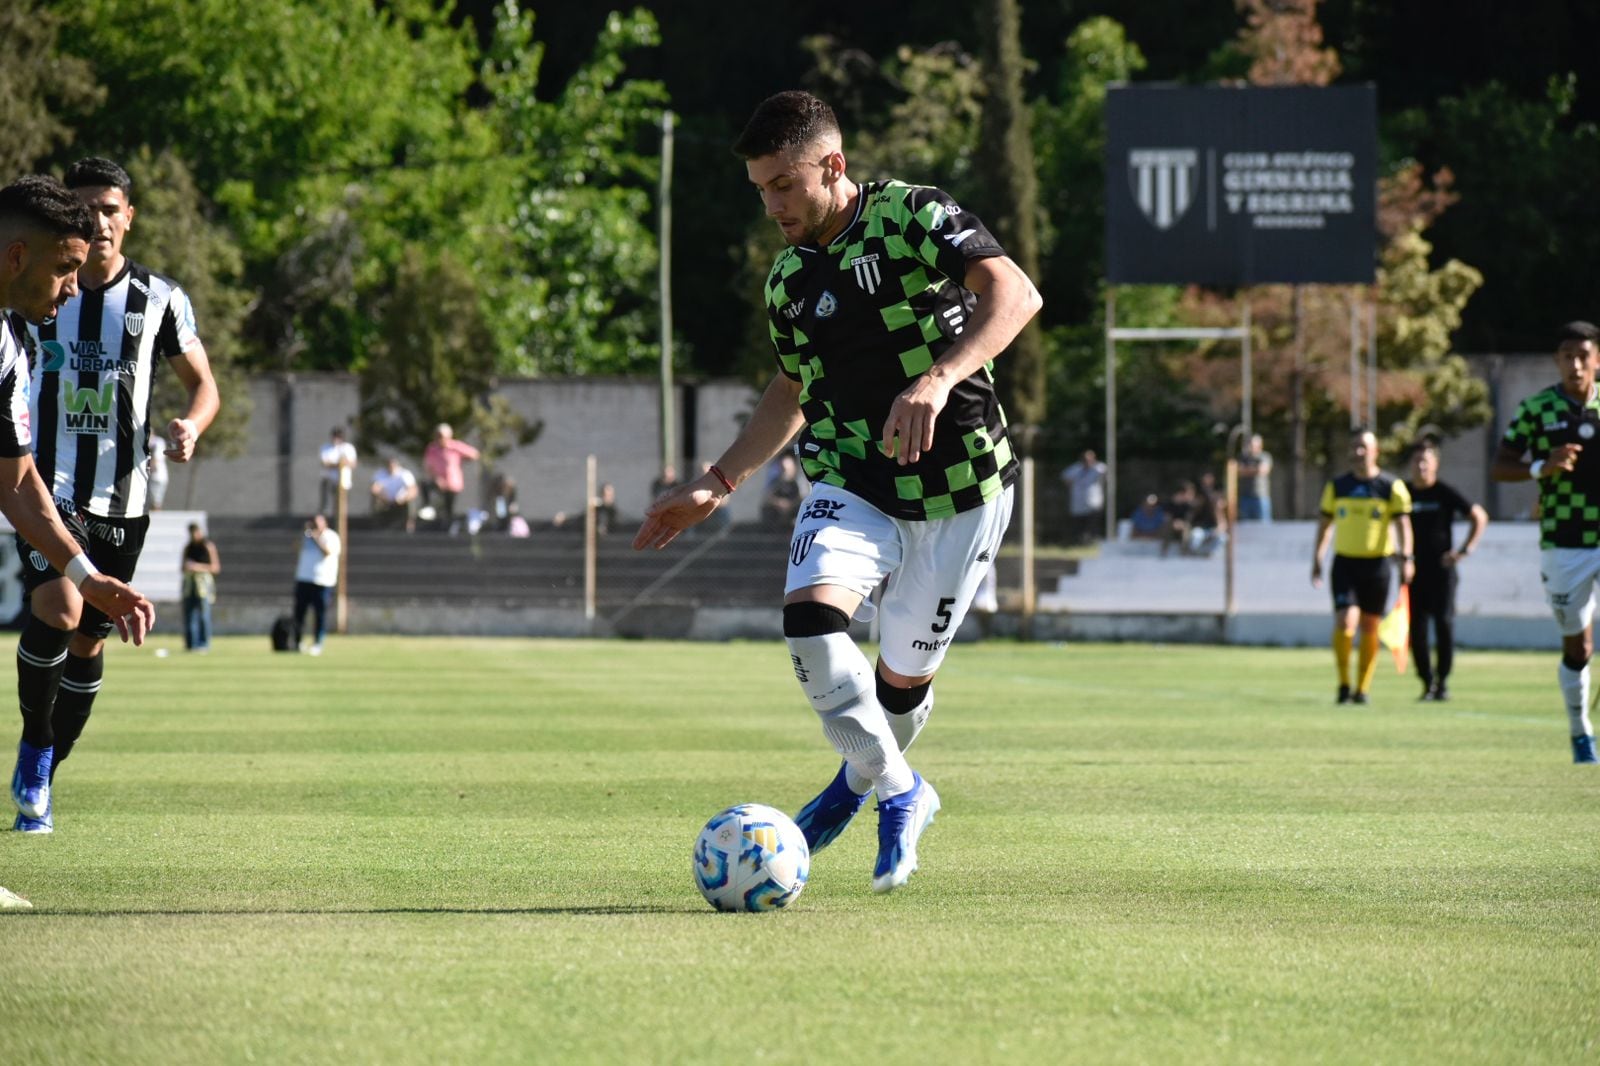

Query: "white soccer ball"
<box><xmin>692</xmin><ymin>803</ymin><xmax>810</xmax><ymax>912</ymax></box>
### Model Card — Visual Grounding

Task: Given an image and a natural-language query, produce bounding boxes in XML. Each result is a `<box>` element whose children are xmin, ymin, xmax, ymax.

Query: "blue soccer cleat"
<box><xmin>13</xmin><ymin>797</ymin><xmax>52</xmax><ymax>834</ymax></box>
<box><xmin>11</xmin><ymin>740</ymin><xmax>52</xmax><ymax>820</ymax></box>
<box><xmin>1573</xmin><ymin>734</ymin><xmax>1598</xmax><ymax>765</ymax></box>
<box><xmin>871</xmin><ymin>773</ymin><xmax>941</xmax><ymax>894</ymax></box>
<box><xmin>793</xmin><ymin>762</ymin><xmax>869</xmax><ymax>853</ymax></box>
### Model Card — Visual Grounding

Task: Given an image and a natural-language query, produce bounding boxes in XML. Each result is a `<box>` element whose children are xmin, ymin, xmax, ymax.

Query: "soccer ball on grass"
<box><xmin>693</xmin><ymin>804</ymin><xmax>810</xmax><ymax>912</ymax></box>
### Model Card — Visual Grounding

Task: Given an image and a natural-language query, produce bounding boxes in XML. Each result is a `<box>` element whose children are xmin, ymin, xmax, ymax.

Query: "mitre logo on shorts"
<box><xmin>791</xmin><ymin>530</ymin><xmax>817</xmax><ymax>566</ymax></box>
<box><xmin>28</xmin><ymin>551</ymin><xmax>48</xmax><ymax>572</ymax></box>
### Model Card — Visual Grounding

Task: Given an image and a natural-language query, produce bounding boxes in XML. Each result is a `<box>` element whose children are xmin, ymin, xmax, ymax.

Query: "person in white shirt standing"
<box><xmin>292</xmin><ymin>514</ymin><xmax>341</xmax><ymax>656</ymax></box>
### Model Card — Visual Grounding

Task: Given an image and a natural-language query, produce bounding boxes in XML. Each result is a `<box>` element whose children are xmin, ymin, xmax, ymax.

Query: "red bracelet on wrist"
<box><xmin>709</xmin><ymin>465</ymin><xmax>736</xmax><ymax>495</ymax></box>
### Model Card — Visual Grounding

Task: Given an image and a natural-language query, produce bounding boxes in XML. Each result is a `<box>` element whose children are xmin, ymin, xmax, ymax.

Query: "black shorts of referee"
<box><xmin>1329</xmin><ymin>554</ymin><xmax>1396</xmax><ymax>616</ymax></box>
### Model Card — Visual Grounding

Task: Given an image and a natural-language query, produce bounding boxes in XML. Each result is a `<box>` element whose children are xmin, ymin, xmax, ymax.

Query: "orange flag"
<box><xmin>1377</xmin><ymin>584</ymin><xmax>1411</xmax><ymax>674</ymax></box>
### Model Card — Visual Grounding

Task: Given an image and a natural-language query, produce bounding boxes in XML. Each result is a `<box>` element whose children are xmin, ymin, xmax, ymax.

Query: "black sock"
<box><xmin>50</xmin><ymin>651</ymin><xmax>103</xmax><ymax>778</ymax></box>
<box><xmin>16</xmin><ymin>618</ymin><xmax>73</xmax><ymax>748</ymax></box>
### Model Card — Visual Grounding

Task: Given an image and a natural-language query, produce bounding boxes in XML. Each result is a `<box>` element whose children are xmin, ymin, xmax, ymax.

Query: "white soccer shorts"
<box><xmin>1540</xmin><ymin>547</ymin><xmax>1600</xmax><ymax>636</ymax></box>
<box><xmin>784</xmin><ymin>483</ymin><xmax>1014</xmax><ymax>677</ymax></box>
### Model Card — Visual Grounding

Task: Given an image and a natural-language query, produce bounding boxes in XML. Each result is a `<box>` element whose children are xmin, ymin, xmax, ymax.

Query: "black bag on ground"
<box><xmin>270</xmin><ymin>615</ymin><xmax>297</xmax><ymax>652</ymax></box>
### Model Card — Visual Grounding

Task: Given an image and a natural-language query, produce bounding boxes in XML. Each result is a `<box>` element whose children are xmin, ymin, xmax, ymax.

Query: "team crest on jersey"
<box><xmin>850</xmin><ymin>253</ymin><xmax>882</xmax><ymax>295</ymax></box>
<box><xmin>124</xmin><ymin>312</ymin><xmax>145</xmax><ymax>337</ymax></box>
<box><xmin>815</xmin><ymin>290</ymin><xmax>838</xmax><ymax>318</ymax></box>
<box><xmin>1581</xmin><ymin>423</ymin><xmax>1596</xmax><ymax>440</ymax></box>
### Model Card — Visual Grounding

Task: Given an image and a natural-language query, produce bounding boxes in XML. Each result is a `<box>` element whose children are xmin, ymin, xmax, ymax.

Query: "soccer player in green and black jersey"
<box><xmin>1491</xmin><ymin>321</ymin><xmax>1600</xmax><ymax>763</ymax></box>
<box><xmin>634</xmin><ymin>91</ymin><xmax>1041</xmax><ymax>893</ymax></box>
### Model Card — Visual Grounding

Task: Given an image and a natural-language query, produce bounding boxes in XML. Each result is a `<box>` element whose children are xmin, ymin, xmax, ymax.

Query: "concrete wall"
<box><xmin>164</xmin><ymin>375</ymin><xmax>763</xmax><ymax>523</ymax></box>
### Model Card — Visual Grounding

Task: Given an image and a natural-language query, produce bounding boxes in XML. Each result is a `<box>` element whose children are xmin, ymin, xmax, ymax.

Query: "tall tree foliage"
<box><xmin>0</xmin><ymin>0</ymin><xmax>104</xmax><ymax>178</ymax></box>
<box><xmin>480</xmin><ymin>4</ymin><xmax>668</xmax><ymax>376</ymax></box>
<box><xmin>975</xmin><ymin>0</ymin><xmax>1048</xmax><ymax>435</ymax></box>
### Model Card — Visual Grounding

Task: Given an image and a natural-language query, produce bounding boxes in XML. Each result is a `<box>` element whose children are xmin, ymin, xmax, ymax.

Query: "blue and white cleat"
<box><xmin>871</xmin><ymin>773</ymin><xmax>941</xmax><ymax>894</ymax></box>
<box><xmin>13</xmin><ymin>798</ymin><xmax>51</xmax><ymax>834</ymax></box>
<box><xmin>1573</xmin><ymin>734</ymin><xmax>1598</xmax><ymax>764</ymax></box>
<box><xmin>11</xmin><ymin>740</ymin><xmax>52</xmax><ymax>820</ymax></box>
<box><xmin>794</xmin><ymin>762</ymin><xmax>870</xmax><ymax>853</ymax></box>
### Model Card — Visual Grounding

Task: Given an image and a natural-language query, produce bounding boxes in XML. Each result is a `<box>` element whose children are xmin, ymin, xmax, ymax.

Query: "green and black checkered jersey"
<box><xmin>763</xmin><ymin>180</ymin><xmax>1019</xmax><ymax>521</ymax></box>
<box><xmin>1502</xmin><ymin>383</ymin><xmax>1600</xmax><ymax>548</ymax></box>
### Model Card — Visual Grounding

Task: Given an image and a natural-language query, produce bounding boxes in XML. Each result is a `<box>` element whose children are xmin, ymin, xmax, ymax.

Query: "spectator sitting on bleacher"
<box><xmin>1162</xmin><ymin>481</ymin><xmax>1197</xmax><ymax>556</ymax></box>
<box><xmin>1186</xmin><ymin>472</ymin><xmax>1229</xmax><ymax>557</ymax></box>
<box><xmin>371</xmin><ymin>456</ymin><xmax>419</xmax><ymax>532</ymax></box>
<box><xmin>489</xmin><ymin>473</ymin><xmax>519</xmax><ymax>532</ymax></box>
<box><xmin>1129</xmin><ymin>494</ymin><xmax>1167</xmax><ymax>541</ymax></box>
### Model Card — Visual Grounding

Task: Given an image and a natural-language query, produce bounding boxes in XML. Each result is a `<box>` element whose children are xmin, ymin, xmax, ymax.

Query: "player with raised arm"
<box><xmin>634</xmin><ymin>91</ymin><xmax>1040</xmax><ymax>893</ymax></box>
<box><xmin>10</xmin><ymin>159</ymin><xmax>215</xmax><ymax>833</ymax></box>
<box><xmin>1490</xmin><ymin>321</ymin><xmax>1600</xmax><ymax>764</ymax></box>
<box><xmin>1</xmin><ymin>176</ymin><xmax>154</xmax><ymax>836</ymax></box>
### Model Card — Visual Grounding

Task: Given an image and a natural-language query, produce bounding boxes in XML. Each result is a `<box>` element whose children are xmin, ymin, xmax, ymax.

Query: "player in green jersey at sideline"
<box><xmin>1491</xmin><ymin>321</ymin><xmax>1600</xmax><ymax>764</ymax></box>
<box><xmin>634</xmin><ymin>91</ymin><xmax>1041</xmax><ymax>893</ymax></box>
<box><xmin>1311</xmin><ymin>427</ymin><xmax>1414</xmax><ymax>705</ymax></box>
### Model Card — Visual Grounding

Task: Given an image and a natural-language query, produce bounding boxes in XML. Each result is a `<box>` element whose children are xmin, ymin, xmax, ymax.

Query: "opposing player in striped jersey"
<box><xmin>1</xmin><ymin>176</ymin><xmax>154</xmax><ymax>836</ymax></box>
<box><xmin>10</xmin><ymin>158</ymin><xmax>216</xmax><ymax>833</ymax></box>
<box><xmin>635</xmin><ymin>92</ymin><xmax>1041</xmax><ymax>893</ymax></box>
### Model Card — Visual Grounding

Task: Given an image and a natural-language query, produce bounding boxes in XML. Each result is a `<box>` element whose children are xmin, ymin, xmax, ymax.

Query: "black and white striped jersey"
<box><xmin>0</xmin><ymin>313</ymin><xmax>36</xmax><ymax>460</ymax></box>
<box><xmin>26</xmin><ymin>260</ymin><xmax>200</xmax><ymax>518</ymax></box>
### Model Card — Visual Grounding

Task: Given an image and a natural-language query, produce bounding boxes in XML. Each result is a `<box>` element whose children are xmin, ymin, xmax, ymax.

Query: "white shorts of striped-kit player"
<box><xmin>784</xmin><ymin>483</ymin><xmax>1013</xmax><ymax>677</ymax></box>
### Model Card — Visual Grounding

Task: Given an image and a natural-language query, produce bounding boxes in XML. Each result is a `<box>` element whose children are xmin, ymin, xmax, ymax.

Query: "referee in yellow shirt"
<box><xmin>1312</xmin><ymin>427</ymin><xmax>1415</xmax><ymax>704</ymax></box>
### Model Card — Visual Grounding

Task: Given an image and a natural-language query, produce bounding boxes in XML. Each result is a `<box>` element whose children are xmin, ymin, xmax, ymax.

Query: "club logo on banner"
<box><xmin>1128</xmin><ymin>149</ymin><xmax>1198</xmax><ymax>230</ymax></box>
<box><xmin>1105</xmin><ymin>85</ymin><xmax>1377</xmax><ymax>285</ymax></box>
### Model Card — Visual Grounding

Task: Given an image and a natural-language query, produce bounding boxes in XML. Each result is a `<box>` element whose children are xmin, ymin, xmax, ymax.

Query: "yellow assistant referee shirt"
<box><xmin>1320</xmin><ymin>472</ymin><xmax>1411</xmax><ymax>558</ymax></box>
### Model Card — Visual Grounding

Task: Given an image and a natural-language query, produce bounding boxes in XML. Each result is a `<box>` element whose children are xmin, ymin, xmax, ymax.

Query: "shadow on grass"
<box><xmin>3</xmin><ymin>904</ymin><xmax>713</xmax><ymax>917</ymax></box>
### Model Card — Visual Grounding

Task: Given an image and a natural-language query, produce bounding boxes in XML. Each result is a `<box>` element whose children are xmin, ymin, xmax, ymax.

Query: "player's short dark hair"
<box><xmin>732</xmin><ymin>91</ymin><xmax>841</xmax><ymax>159</ymax></box>
<box><xmin>0</xmin><ymin>175</ymin><xmax>94</xmax><ymax>240</ymax></box>
<box><xmin>1557</xmin><ymin>321</ymin><xmax>1600</xmax><ymax>346</ymax></box>
<box><xmin>64</xmin><ymin>156</ymin><xmax>133</xmax><ymax>195</ymax></box>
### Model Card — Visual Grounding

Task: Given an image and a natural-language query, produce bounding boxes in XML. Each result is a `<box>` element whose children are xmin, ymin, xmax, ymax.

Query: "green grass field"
<box><xmin>1</xmin><ymin>635</ymin><xmax>1596</xmax><ymax>1064</ymax></box>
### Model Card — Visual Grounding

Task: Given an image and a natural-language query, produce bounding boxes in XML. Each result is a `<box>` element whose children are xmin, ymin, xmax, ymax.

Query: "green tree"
<box><xmin>356</xmin><ymin>245</ymin><xmax>540</xmax><ymax>462</ymax></box>
<box><xmin>480</xmin><ymin>5</ymin><xmax>668</xmax><ymax>375</ymax></box>
<box><xmin>976</xmin><ymin>0</ymin><xmax>1047</xmax><ymax>434</ymax></box>
<box><xmin>0</xmin><ymin>0</ymin><xmax>104</xmax><ymax>176</ymax></box>
<box><xmin>1389</xmin><ymin>75</ymin><xmax>1600</xmax><ymax>351</ymax></box>
<box><xmin>121</xmin><ymin>147</ymin><xmax>254</xmax><ymax>458</ymax></box>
